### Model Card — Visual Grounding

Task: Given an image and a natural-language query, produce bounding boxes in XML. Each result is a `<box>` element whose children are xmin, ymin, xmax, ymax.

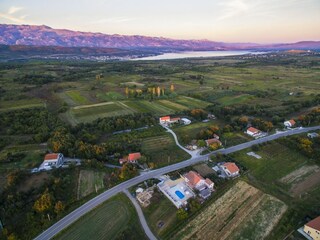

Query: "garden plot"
<box><xmin>280</xmin><ymin>165</ymin><xmax>320</xmax><ymax>197</ymax></box>
<box><xmin>172</xmin><ymin>181</ymin><xmax>287</xmax><ymax>240</ymax></box>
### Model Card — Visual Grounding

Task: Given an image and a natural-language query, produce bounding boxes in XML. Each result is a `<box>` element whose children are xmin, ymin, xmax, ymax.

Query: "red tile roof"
<box><xmin>306</xmin><ymin>216</ymin><xmax>320</xmax><ymax>231</ymax></box>
<box><xmin>128</xmin><ymin>152</ymin><xmax>141</xmax><ymax>162</ymax></box>
<box><xmin>184</xmin><ymin>171</ymin><xmax>204</xmax><ymax>188</ymax></box>
<box><xmin>160</xmin><ymin>116</ymin><xmax>170</xmax><ymax>121</ymax></box>
<box><xmin>289</xmin><ymin>119</ymin><xmax>296</xmax><ymax>126</ymax></box>
<box><xmin>44</xmin><ymin>153</ymin><xmax>59</xmax><ymax>161</ymax></box>
<box><xmin>223</xmin><ymin>162</ymin><xmax>240</xmax><ymax>174</ymax></box>
<box><xmin>247</xmin><ymin>127</ymin><xmax>259</xmax><ymax>134</ymax></box>
<box><xmin>170</xmin><ymin>117</ymin><xmax>180</xmax><ymax>122</ymax></box>
<box><xmin>206</xmin><ymin>138</ymin><xmax>222</xmax><ymax>145</ymax></box>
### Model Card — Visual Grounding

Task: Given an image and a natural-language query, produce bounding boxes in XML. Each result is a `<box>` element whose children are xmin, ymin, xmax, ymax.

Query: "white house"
<box><xmin>307</xmin><ymin>132</ymin><xmax>319</xmax><ymax>139</ymax></box>
<box><xmin>41</xmin><ymin>153</ymin><xmax>64</xmax><ymax>170</ymax></box>
<box><xmin>246</xmin><ymin>127</ymin><xmax>261</xmax><ymax>137</ymax></box>
<box><xmin>159</xmin><ymin>116</ymin><xmax>180</xmax><ymax>125</ymax></box>
<box><xmin>284</xmin><ymin>119</ymin><xmax>296</xmax><ymax>128</ymax></box>
<box><xmin>221</xmin><ymin>162</ymin><xmax>240</xmax><ymax>178</ymax></box>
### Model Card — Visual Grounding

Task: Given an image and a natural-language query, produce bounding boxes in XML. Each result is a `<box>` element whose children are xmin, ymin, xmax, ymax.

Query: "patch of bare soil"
<box><xmin>17</xmin><ymin>172</ymin><xmax>49</xmax><ymax>192</ymax></box>
<box><xmin>290</xmin><ymin>171</ymin><xmax>320</xmax><ymax>197</ymax></box>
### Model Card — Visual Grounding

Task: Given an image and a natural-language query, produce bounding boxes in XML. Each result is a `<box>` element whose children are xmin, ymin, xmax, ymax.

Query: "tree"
<box><xmin>54</xmin><ymin>201</ymin><xmax>65</xmax><ymax>215</ymax></box>
<box><xmin>157</xmin><ymin>86</ymin><xmax>161</xmax><ymax>97</ymax></box>
<box><xmin>125</xmin><ymin>87</ymin><xmax>129</xmax><ymax>98</ymax></box>
<box><xmin>209</xmin><ymin>142</ymin><xmax>220</xmax><ymax>151</ymax></box>
<box><xmin>161</xmin><ymin>87</ymin><xmax>165</xmax><ymax>96</ymax></box>
<box><xmin>176</xmin><ymin>208</ymin><xmax>188</xmax><ymax>220</ymax></box>
<box><xmin>197</xmin><ymin>140</ymin><xmax>206</xmax><ymax>148</ymax></box>
<box><xmin>119</xmin><ymin>163</ymin><xmax>138</xmax><ymax>180</ymax></box>
<box><xmin>170</xmin><ymin>84</ymin><xmax>175</xmax><ymax>93</ymax></box>
<box><xmin>33</xmin><ymin>189</ymin><xmax>53</xmax><ymax>213</ymax></box>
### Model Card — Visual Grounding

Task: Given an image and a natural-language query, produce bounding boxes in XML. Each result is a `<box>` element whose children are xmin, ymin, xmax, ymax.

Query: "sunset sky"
<box><xmin>0</xmin><ymin>0</ymin><xmax>319</xmax><ymax>43</ymax></box>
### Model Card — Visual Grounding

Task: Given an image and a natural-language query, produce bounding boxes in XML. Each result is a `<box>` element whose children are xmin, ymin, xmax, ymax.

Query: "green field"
<box><xmin>54</xmin><ymin>193</ymin><xmax>147</xmax><ymax>240</ymax></box>
<box><xmin>65</xmin><ymin>90</ymin><xmax>90</xmax><ymax>105</ymax></box>
<box><xmin>77</xmin><ymin>170</ymin><xmax>106</xmax><ymax>199</ymax></box>
<box><xmin>70</xmin><ymin>102</ymin><xmax>135</xmax><ymax>123</ymax></box>
<box><xmin>0</xmin><ymin>99</ymin><xmax>44</xmax><ymax>111</ymax></box>
<box><xmin>142</xmin><ymin>134</ymin><xmax>190</xmax><ymax>167</ymax></box>
<box><xmin>232</xmin><ymin>141</ymin><xmax>310</xmax><ymax>184</ymax></box>
<box><xmin>173</xmin><ymin>121</ymin><xmax>219</xmax><ymax>144</ymax></box>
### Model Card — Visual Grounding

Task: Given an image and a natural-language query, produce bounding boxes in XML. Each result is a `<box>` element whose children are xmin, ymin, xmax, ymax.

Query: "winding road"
<box><xmin>34</xmin><ymin>125</ymin><xmax>320</xmax><ymax>240</ymax></box>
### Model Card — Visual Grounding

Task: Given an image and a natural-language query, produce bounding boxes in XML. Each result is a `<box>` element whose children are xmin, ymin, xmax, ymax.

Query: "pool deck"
<box><xmin>157</xmin><ymin>176</ymin><xmax>195</xmax><ymax>208</ymax></box>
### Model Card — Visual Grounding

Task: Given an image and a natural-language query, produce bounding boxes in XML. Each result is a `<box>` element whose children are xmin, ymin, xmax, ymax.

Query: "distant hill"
<box><xmin>0</xmin><ymin>24</ymin><xmax>319</xmax><ymax>51</ymax></box>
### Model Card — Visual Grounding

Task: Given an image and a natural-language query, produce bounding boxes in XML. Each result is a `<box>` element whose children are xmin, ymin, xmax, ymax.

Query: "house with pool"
<box><xmin>157</xmin><ymin>176</ymin><xmax>195</xmax><ymax>208</ymax></box>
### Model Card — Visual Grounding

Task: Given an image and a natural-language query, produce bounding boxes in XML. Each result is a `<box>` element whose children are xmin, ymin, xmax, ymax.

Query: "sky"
<box><xmin>0</xmin><ymin>0</ymin><xmax>319</xmax><ymax>43</ymax></box>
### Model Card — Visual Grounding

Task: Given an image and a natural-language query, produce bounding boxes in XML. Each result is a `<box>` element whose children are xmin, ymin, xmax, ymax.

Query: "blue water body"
<box><xmin>133</xmin><ymin>50</ymin><xmax>265</xmax><ymax>61</ymax></box>
<box><xmin>175</xmin><ymin>190</ymin><xmax>185</xmax><ymax>199</ymax></box>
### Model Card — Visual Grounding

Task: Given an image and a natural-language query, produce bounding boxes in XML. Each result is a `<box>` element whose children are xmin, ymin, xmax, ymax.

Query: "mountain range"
<box><xmin>1</xmin><ymin>24</ymin><xmax>320</xmax><ymax>51</ymax></box>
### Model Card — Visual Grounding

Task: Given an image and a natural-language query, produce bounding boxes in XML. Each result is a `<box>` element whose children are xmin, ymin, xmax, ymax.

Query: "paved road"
<box><xmin>123</xmin><ymin>190</ymin><xmax>157</xmax><ymax>240</ymax></box>
<box><xmin>34</xmin><ymin>125</ymin><xmax>320</xmax><ymax>240</ymax></box>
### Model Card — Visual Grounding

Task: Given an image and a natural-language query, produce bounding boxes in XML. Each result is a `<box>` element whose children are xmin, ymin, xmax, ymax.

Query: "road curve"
<box><xmin>123</xmin><ymin>189</ymin><xmax>157</xmax><ymax>240</ymax></box>
<box><xmin>34</xmin><ymin>125</ymin><xmax>320</xmax><ymax>240</ymax></box>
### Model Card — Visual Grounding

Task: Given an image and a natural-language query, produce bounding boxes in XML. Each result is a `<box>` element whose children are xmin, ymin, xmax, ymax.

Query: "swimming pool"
<box><xmin>175</xmin><ymin>190</ymin><xmax>185</xmax><ymax>199</ymax></box>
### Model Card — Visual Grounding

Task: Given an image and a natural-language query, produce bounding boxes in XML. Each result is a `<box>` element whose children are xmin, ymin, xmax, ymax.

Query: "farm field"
<box><xmin>192</xmin><ymin>163</ymin><xmax>215</xmax><ymax>177</ymax></box>
<box><xmin>141</xmin><ymin>134</ymin><xmax>191</xmax><ymax>168</ymax></box>
<box><xmin>0</xmin><ymin>99</ymin><xmax>44</xmax><ymax>111</ymax></box>
<box><xmin>69</xmin><ymin>101</ymin><xmax>136</xmax><ymax>124</ymax></box>
<box><xmin>77</xmin><ymin>170</ymin><xmax>106</xmax><ymax>199</ymax></box>
<box><xmin>54</xmin><ymin>193</ymin><xmax>147</xmax><ymax>240</ymax></box>
<box><xmin>173</xmin><ymin>121</ymin><xmax>219</xmax><ymax>144</ymax></box>
<box><xmin>65</xmin><ymin>90</ymin><xmax>91</xmax><ymax>105</ymax></box>
<box><xmin>142</xmin><ymin>191</ymin><xmax>178</xmax><ymax>238</ymax></box>
<box><xmin>231</xmin><ymin>141</ymin><xmax>310</xmax><ymax>185</ymax></box>
<box><xmin>280</xmin><ymin>165</ymin><xmax>320</xmax><ymax>197</ymax></box>
<box><xmin>171</xmin><ymin>181</ymin><xmax>287</xmax><ymax>240</ymax></box>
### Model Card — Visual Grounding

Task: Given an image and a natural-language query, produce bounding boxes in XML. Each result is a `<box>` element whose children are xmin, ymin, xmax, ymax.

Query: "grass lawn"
<box><xmin>77</xmin><ymin>170</ymin><xmax>106</xmax><ymax>199</ymax></box>
<box><xmin>54</xmin><ymin>193</ymin><xmax>147</xmax><ymax>240</ymax></box>
<box><xmin>142</xmin><ymin>191</ymin><xmax>178</xmax><ymax>238</ymax></box>
<box><xmin>222</xmin><ymin>132</ymin><xmax>251</xmax><ymax>147</ymax></box>
<box><xmin>142</xmin><ymin>134</ymin><xmax>190</xmax><ymax>168</ymax></box>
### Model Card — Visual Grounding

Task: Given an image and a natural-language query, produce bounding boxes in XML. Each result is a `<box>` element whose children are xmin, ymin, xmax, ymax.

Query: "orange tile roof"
<box><xmin>184</xmin><ymin>171</ymin><xmax>204</xmax><ymax>188</ymax></box>
<box><xmin>247</xmin><ymin>127</ymin><xmax>259</xmax><ymax>133</ymax></box>
<box><xmin>44</xmin><ymin>153</ymin><xmax>59</xmax><ymax>161</ymax></box>
<box><xmin>289</xmin><ymin>119</ymin><xmax>296</xmax><ymax>126</ymax></box>
<box><xmin>160</xmin><ymin>116</ymin><xmax>170</xmax><ymax>121</ymax></box>
<box><xmin>306</xmin><ymin>216</ymin><xmax>320</xmax><ymax>231</ymax></box>
<box><xmin>223</xmin><ymin>162</ymin><xmax>240</xmax><ymax>174</ymax></box>
<box><xmin>128</xmin><ymin>152</ymin><xmax>141</xmax><ymax>162</ymax></box>
<box><xmin>206</xmin><ymin>138</ymin><xmax>222</xmax><ymax>145</ymax></box>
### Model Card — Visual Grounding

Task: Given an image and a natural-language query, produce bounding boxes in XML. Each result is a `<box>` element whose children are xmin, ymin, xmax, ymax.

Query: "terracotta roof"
<box><xmin>171</xmin><ymin>117</ymin><xmax>180</xmax><ymax>121</ymax></box>
<box><xmin>184</xmin><ymin>171</ymin><xmax>204</xmax><ymax>188</ymax></box>
<box><xmin>160</xmin><ymin>116</ymin><xmax>170</xmax><ymax>121</ymax></box>
<box><xmin>247</xmin><ymin>127</ymin><xmax>259</xmax><ymax>133</ymax></box>
<box><xmin>306</xmin><ymin>216</ymin><xmax>320</xmax><ymax>231</ymax></box>
<box><xmin>205</xmin><ymin>178</ymin><xmax>214</xmax><ymax>186</ymax></box>
<box><xmin>289</xmin><ymin>119</ymin><xmax>296</xmax><ymax>126</ymax></box>
<box><xmin>223</xmin><ymin>162</ymin><xmax>240</xmax><ymax>174</ymax></box>
<box><xmin>128</xmin><ymin>152</ymin><xmax>141</xmax><ymax>162</ymax></box>
<box><xmin>206</xmin><ymin>138</ymin><xmax>222</xmax><ymax>145</ymax></box>
<box><xmin>44</xmin><ymin>153</ymin><xmax>59</xmax><ymax>161</ymax></box>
